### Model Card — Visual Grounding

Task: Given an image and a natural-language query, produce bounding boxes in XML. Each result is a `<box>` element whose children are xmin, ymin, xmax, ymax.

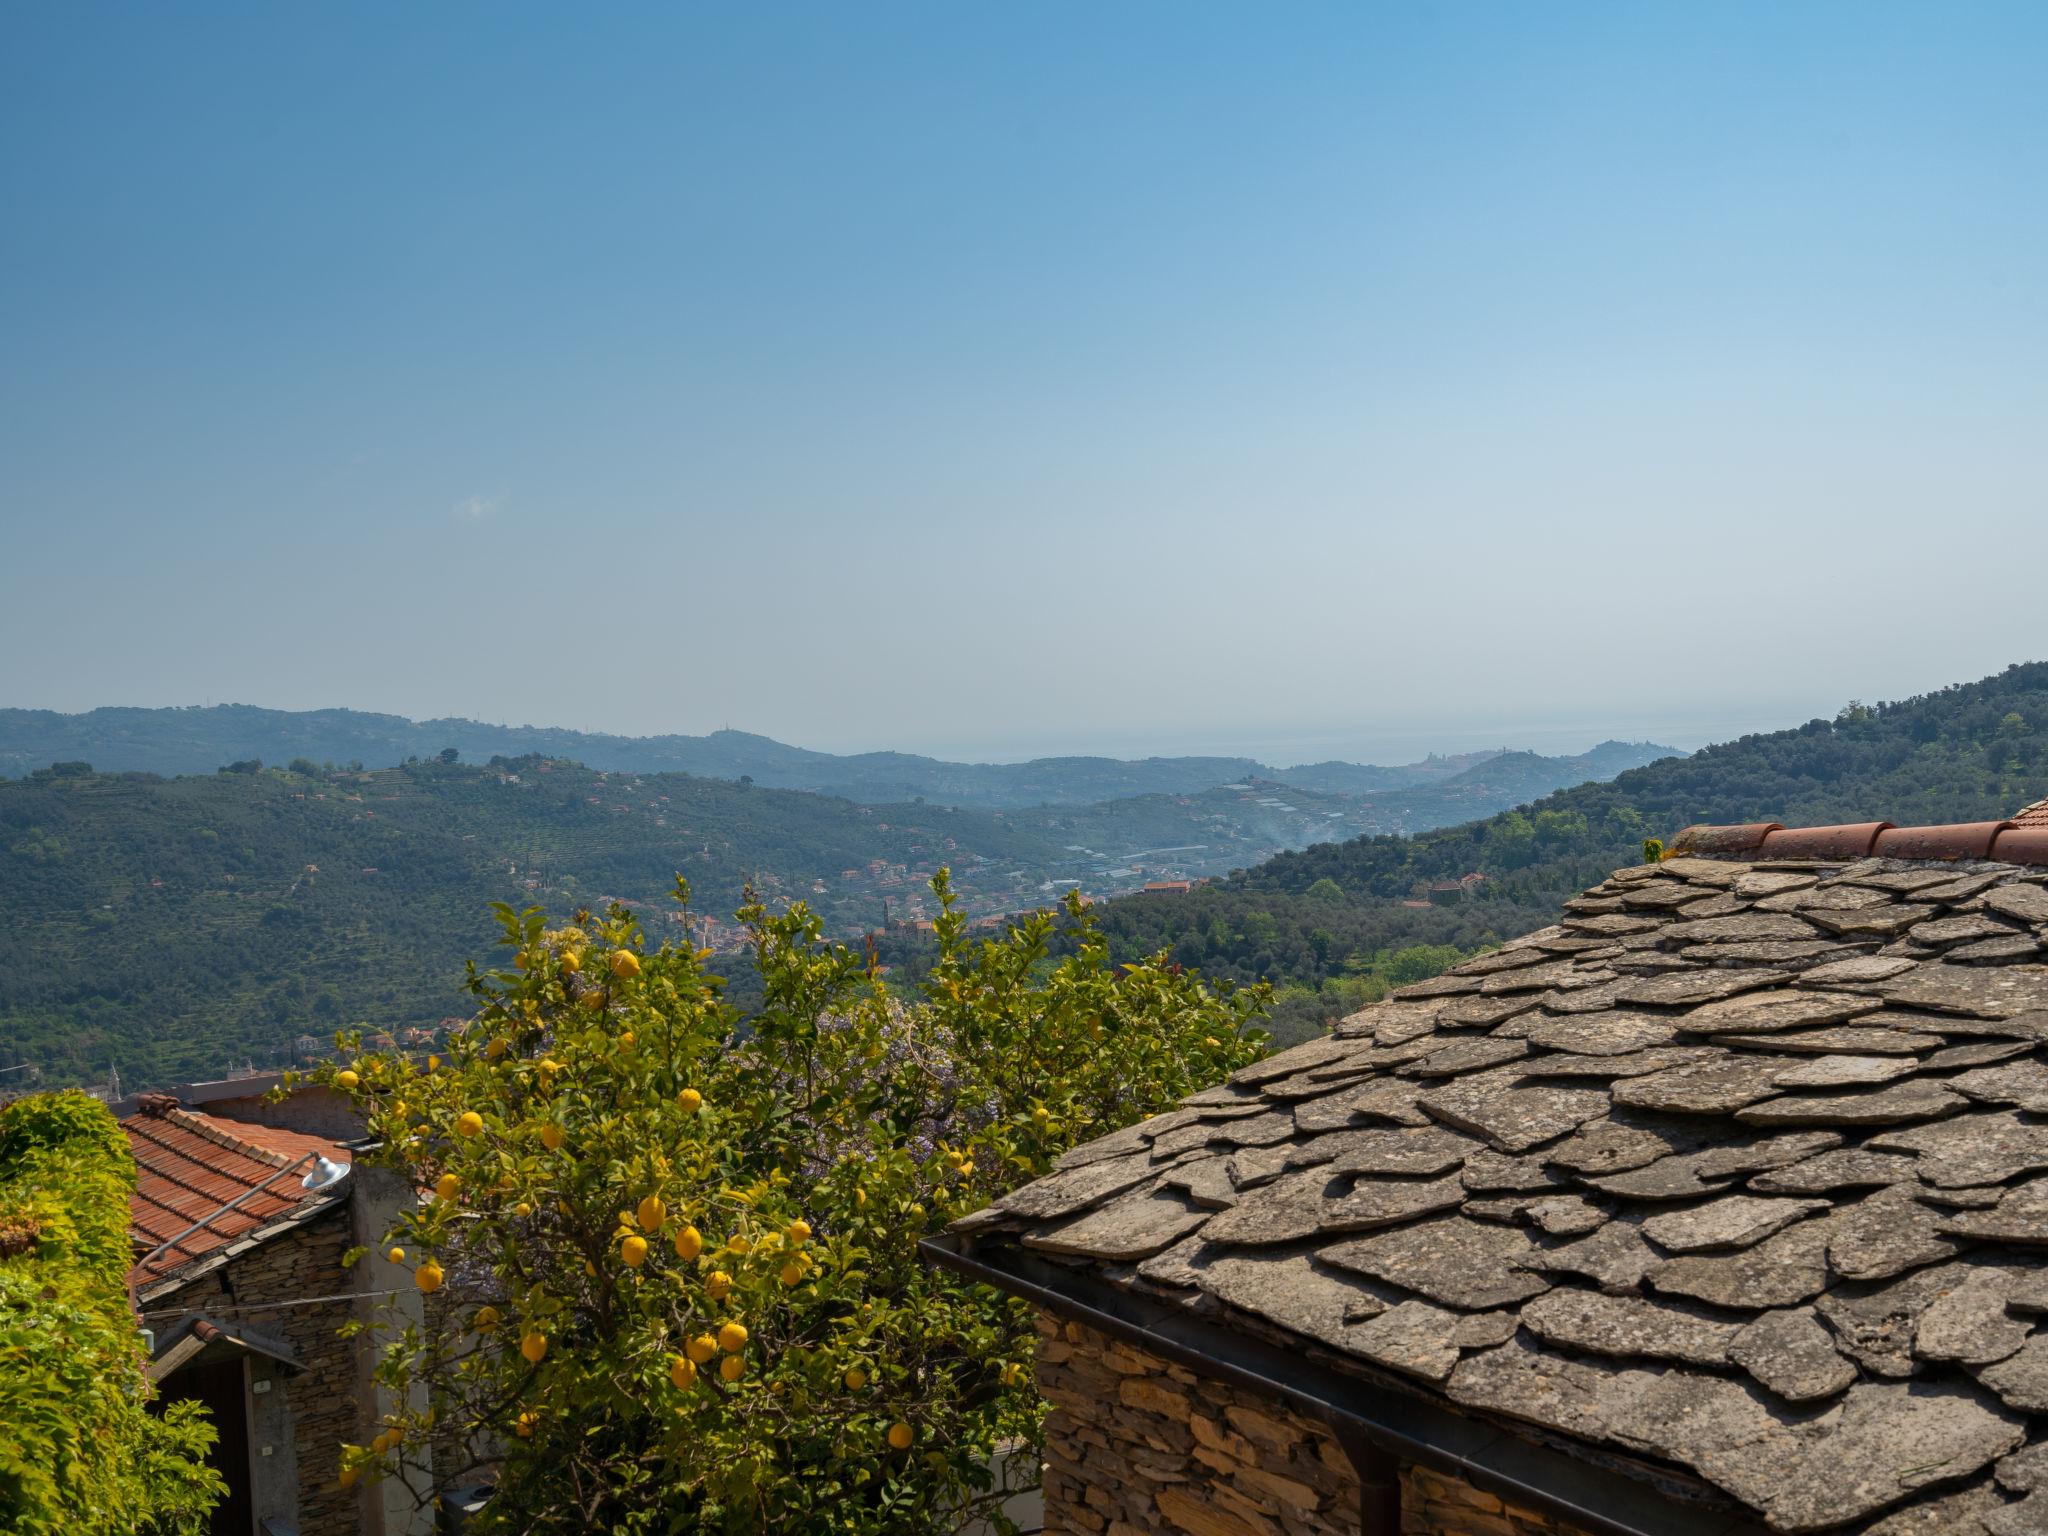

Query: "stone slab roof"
<box><xmin>125</xmin><ymin>1096</ymin><xmax>352</xmax><ymax>1294</ymax></box>
<box><xmin>953</xmin><ymin>831</ymin><xmax>2048</xmax><ymax>1534</ymax></box>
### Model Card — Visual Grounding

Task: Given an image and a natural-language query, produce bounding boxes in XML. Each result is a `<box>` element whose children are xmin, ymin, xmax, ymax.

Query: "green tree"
<box><xmin>0</xmin><ymin>1091</ymin><xmax>224</xmax><ymax>1535</ymax></box>
<box><xmin>1304</xmin><ymin>877</ymin><xmax>1344</xmax><ymax>904</ymax></box>
<box><xmin>318</xmin><ymin>873</ymin><xmax>1267</xmax><ymax>1535</ymax></box>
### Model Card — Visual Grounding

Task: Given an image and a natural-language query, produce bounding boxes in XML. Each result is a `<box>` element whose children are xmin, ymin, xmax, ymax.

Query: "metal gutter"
<box><xmin>923</xmin><ymin>1232</ymin><xmax>1770</xmax><ymax>1536</ymax></box>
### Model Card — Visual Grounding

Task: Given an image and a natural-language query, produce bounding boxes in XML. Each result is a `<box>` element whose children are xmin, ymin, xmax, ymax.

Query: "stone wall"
<box><xmin>1034</xmin><ymin>1312</ymin><xmax>1587</xmax><ymax>1536</ymax></box>
<box><xmin>155</xmin><ymin>1205</ymin><xmax>365</xmax><ymax>1536</ymax></box>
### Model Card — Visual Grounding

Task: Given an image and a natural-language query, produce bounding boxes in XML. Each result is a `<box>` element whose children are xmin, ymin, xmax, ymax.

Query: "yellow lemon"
<box><xmin>705</xmin><ymin>1270</ymin><xmax>732</xmax><ymax>1301</ymax></box>
<box><xmin>843</xmin><ymin>1365</ymin><xmax>867</xmax><ymax>1390</ymax></box>
<box><xmin>677</xmin><ymin>1087</ymin><xmax>702</xmax><ymax>1113</ymax></box>
<box><xmin>887</xmin><ymin>1421</ymin><xmax>913</xmax><ymax>1451</ymax></box>
<box><xmin>473</xmin><ymin>1306</ymin><xmax>500</xmax><ymax>1333</ymax></box>
<box><xmin>726</xmin><ymin>1235</ymin><xmax>751</xmax><ymax>1256</ymax></box>
<box><xmin>416</xmin><ymin>1261</ymin><xmax>444</xmax><ymax>1294</ymax></box>
<box><xmin>637</xmin><ymin>1195</ymin><xmax>666</xmax><ymax>1232</ymax></box>
<box><xmin>560</xmin><ymin>949</ymin><xmax>581</xmax><ymax>972</ymax></box>
<box><xmin>668</xmin><ymin>1354</ymin><xmax>696</xmax><ymax>1390</ymax></box>
<box><xmin>520</xmin><ymin>1332</ymin><xmax>547</xmax><ymax>1364</ymax></box>
<box><xmin>685</xmin><ymin>1333</ymin><xmax>718</xmax><ymax>1365</ymax></box>
<box><xmin>540</xmin><ymin>1123</ymin><xmax>565</xmax><ymax>1151</ymax></box>
<box><xmin>620</xmin><ymin>1235</ymin><xmax>648</xmax><ymax>1268</ymax></box>
<box><xmin>786</xmin><ymin>1219</ymin><xmax>811</xmax><ymax>1245</ymax></box>
<box><xmin>673</xmin><ymin>1225</ymin><xmax>703</xmax><ymax>1261</ymax></box>
<box><xmin>456</xmin><ymin>1111</ymin><xmax>484</xmax><ymax>1138</ymax></box>
<box><xmin>779</xmin><ymin>1261</ymin><xmax>803</xmax><ymax>1288</ymax></box>
<box><xmin>515</xmin><ymin>1411</ymin><xmax>536</xmax><ymax>1438</ymax></box>
<box><xmin>515</xmin><ymin>1201</ymin><xmax>533</xmax><ymax>1219</ymax></box>
<box><xmin>854</xmin><ymin>1187</ymin><xmax>866</xmax><ymax>1207</ymax></box>
<box><xmin>719</xmin><ymin>1355</ymin><xmax>744</xmax><ymax>1382</ymax></box>
<box><xmin>718</xmin><ymin>1322</ymin><xmax>748</xmax><ymax>1353</ymax></box>
<box><xmin>427</xmin><ymin>1054</ymin><xmax>440</xmax><ymax>1070</ymax></box>
<box><xmin>386</xmin><ymin>1246</ymin><xmax>405</xmax><ymax>1264</ymax></box>
<box><xmin>610</xmin><ymin>949</ymin><xmax>640</xmax><ymax>977</ymax></box>
<box><xmin>336</xmin><ymin>1070</ymin><xmax>360</xmax><ymax>1090</ymax></box>
<box><xmin>485</xmin><ymin>1037</ymin><xmax>508</xmax><ymax>1061</ymax></box>
<box><xmin>339</xmin><ymin>1466</ymin><xmax>359</xmax><ymax>1488</ymax></box>
<box><xmin>435</xmin><ymin>1174</ymin><xmax>460</xmax><ymax>1201</ymax></box>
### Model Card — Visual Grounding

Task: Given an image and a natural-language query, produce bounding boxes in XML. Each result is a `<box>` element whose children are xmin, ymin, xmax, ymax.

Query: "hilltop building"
<box><xmin>930</xmin><ymin>801</ymin><xmax>2048</xmax><ymax>1535</ymax></box>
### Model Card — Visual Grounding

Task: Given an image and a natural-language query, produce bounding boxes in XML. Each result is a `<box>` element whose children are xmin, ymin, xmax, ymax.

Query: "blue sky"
<box><xmin>3</xmin><ymin>3</ymin><xmax>2045</xmax><ymax>762</ymax></box>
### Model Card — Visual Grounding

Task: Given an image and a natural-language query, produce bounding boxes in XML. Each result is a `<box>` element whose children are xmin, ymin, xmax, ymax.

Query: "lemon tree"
<box><xmin>317</xmin><ymin>872</ymin><xmax>1265</xmax><ymax>1534</ymax></box>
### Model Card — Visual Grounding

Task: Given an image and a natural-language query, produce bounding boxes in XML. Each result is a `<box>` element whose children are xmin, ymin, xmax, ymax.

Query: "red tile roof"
<box><xmin>1670</xmin><ymin>809</ymin><xmax>2048</xmax><ymax>865</ymax></box>
<box><xmin>123</xmin><ymin>1098</ymin><xmax>351</xmax><ymax>1287</ymax></box>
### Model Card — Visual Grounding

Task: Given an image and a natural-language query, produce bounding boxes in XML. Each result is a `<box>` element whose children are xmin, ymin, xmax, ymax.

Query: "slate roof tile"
<box><xmin>949</xmin><ymin>832</ymin><xmax>2048</xmax><ymax>1532</ymax></box>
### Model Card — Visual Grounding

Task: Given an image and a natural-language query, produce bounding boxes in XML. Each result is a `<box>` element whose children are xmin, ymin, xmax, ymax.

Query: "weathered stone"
<box><xmin>1148</xmin><ymin>1109</ymin><xmax>1300</xmax><ymax>1162</ymax></box>
<box><xmin>1944</xmin><ymin>1181</ymin><xmax>2048</xmax><ymax>1246</ymax></box>
<box><xmin>1648</xmin><ymin>1219</ymin><xmax>1835</xmax><ymax>1309</ymax></box>
<box><xmin>1583</xmin><ymin>1155</ymin><xmax>1737</xmax><ymax>1202</ymax></box>
<box><xmin>1986</xmin><ymin>884</ymin><xmax>2048</xmax><ymax>927</ymax></box>
<box><xmin>1915</xmin><ymin>1183</ymin><xmax>2011</xmax><ymax>1210</ymax></box>
<box><xmin>1736</xmin><ymin>871</ymin><xmax>1820</xmax><ymax>899</ymax></box>
<box><xmin>1770</xmin><ymin>1054</ymin><xmax>1918</xmax><ymax>1088</ymax></box>
<box><xmin>1396</xmin><ymin>1036</ymin><xmax>1530</xmax><ymax>1078</ymax></box>
<box><xmin>1547</xmin><ymin>1114</ymin><xmax>1715</xmax><ymax>1175</ymax></box>
<box><xmin>1134</xmin><ymin>1232</ymin><xmax>1210</xmax><ymax>1289</ymax></box>
<box><xmin>1998</xmin><ymin>1442</ymin><xmax>2048</xmax><ymax>1494</ymax></box>
<box><xmin>1478</xmin><ymin>958</ymin><xmax>1613</xmax><ymax>996</ymax></box>
<box><xmin>1415</xmin><ymin>1069</ymin><xmax>1607</xmax><ymax>1153</ymax></box>
<box><xmin>1560</xmin><ymin>912</ymin><xmax>1661</xmax><ymax>937</ymax></box>
<box><xmin>1322</xmin><ymin>1124</ymin><xmax>1476</xmax><ymax>1178</ymax></box>
<box><xmin>1716</xmin><ymin>1024</ymin><xmax>1945</xmax><ymax>1054</ymax></box>
<box><xmin>1689</xmin><ymin>1380</ymin><xmax>2023</xmax><ymax>1534</ymax></box>
<box><xmin>1160</xmin><ymin>1156</ymin><xmax>1240</xmax><ymax>1209</ymax></box>
<box><xmin>1392</xmin><ymin>972</ymin><xmax>1484</xmax><ymax>999</ymax></box>
<box><xmin>1451</xmin><ymin>1309</ymin><xmax>1522</xmax><ymax>1349</ymax></box>
<box><xmin>1751</xmin><ymin>1147</ymin><xmax>1919</xmax><ymax>1194</ymax></box>
<box><xmin>1829</xmin><ymin>1185</ymin><xmax>1968</xmax><ymax>1280</ymax></box>
<box><xmin>1872</xmin><ymin>1111</ymin><xmax>2048</xmax><ymax>1188</ymax></box>
<box><xmin>1197</xmin><ymin>1167</ymin><xmax>1463</xmax><ymax>1247</ymax></box>
<box><xmin>1693</xmin><ymin>1130</ymin><xmax>1845</xmax><ymax>1178</ymax></box>
<box><xmin>1445</xmin><ymin>1334</ymin><xmax>1634</xmax><ymax>1443</ymax></box>
<box><xmin>1808</xmin><ymin>903</ymin><xmax>1940</xmax><ymax>939</ymax></box>
<box><xmin>1613</xmin><ymin>1054</ymin><xmax>1797</xmax><ymax>1114</ymax></box>
<box><xmin>1000</xmin><ymin>1147</ymin><xmax>1170</xmax><ymax>1218</ymax></box>
<box><xmin>1536</xmin><ymin>977</ymin><xmax>1637</xmax><ymax>1014</ymax></box>
<box><xmin>1863</xmin><ymin>1478</ymin><xmax>2012</xmax><ymax>1536</ymax></box>
<box><xmin>1323</xmin><ymin>1216</ymin><xmax>1551</xmax><ymax>1310</ymax></box>
<box><xmin>1950</xmin><ymin>1061</ymin><xmax>2048</xmax><ymax>1113</ymax></box>
<box><xmin>1523</xmin><ymin>1195</ymin><xmax>1610</xmax><ymax>1236</ymax></box>
<box><xmin>1522</xmin><ymin>1012</ymin><xmax>1683</xmax><ymax>1056</ymax></box>
<box><xmin>1291</xmin><ymin>1077</ymin><xmax>1432</xmax><ymax>1133</ymax></box>
<box><xmin>1449</xmin><ymin>945</ymin><xmax>1563</xmax><ymax>977</ymax></box>
<box><xmin>1679</xmin><ymin>939</ymin><xmax>1844</xmax><ymax>966</ymax></box>
<box><xmin>1459</xmin><ymin>1147</ymin><xmax>1569</xmax><ymax>1193</ymax></box>
<box><xmin>1022</xmin><ymin>1185</ymin><xmax>1210</xmax><ymax>1261</ymax></box>
<box><xmin>1844</xmin><ymin>868</ymin><xmax>1981</xmax><ymax>894</ymax></box>
<box><xmin>1615</xmin><ymin>969</ymin><xmax>1793</xmax><ymax>1008</ymax></box>
<box><xmin>1230</xmin><ymin>1035</ymin><xmax>1364</xmax><ymax>1086</ymax></box>
<box><xmin>1678</xmin><ymin>988</ymin><xmax>1886</xmax><ymax>1034</ymax></box>
<box><xmin>1342</xmin><ymin>1298</ymin><xmax>1468</xmax><ymax>1383</ymax></box>
<box><xmin>1520</xmin><ymin>1288</ymin><xmax>1735</xmax><ymax>1365</ymax></box>
<box><xmin>1926</xmin><ymin>1041</ymin><xmax>2030</xmax><ymax>1071</ymax></box>
<box><xmin>1977</xmin><ymin>1335</ymin><xmax>2048</xmax><ymax>1413</ymax></box>
<box><xmin>1727</xmin><ymin>1308</ymin><xmax>1856</xmax><ymax>1403</ymax></box>
<box><xmin>1915</xmin><ymin>1267</ymin><xmax>2036</xmax><ymax>1366</ymax></box>
<box><xmin>1951</xmin><ymin>936</ymin><xmax>2048</xmax><ymax>963</ymax></box>
<box><xmin>1618</xmin><ymin>881</ymin><xmax>1703</xmax><ymax>910</ymax></box>
<box><xmin>1516</xmin><ymin>1047</ymin><xmax>1713</xmax><ymax>1078</ymax></box>
<box><xmin>1334</xmin><ymin>997</ymin><xmax>1449</xmax><ymax>1043</ymax></box>
<box><xmin>1662</xmin><ymin>912</ymin><xmax>1823</xmax><ymax>945</ymax></box>
<box><xmin>1734</xmin><ymin>1080</ymin><xmax>1966</xmax><ymax>1128</ymax></box>
<box><xmin>1677</xmin><ymin>893</ymin><xmax>1750</xmax><ymax>919</ymax></box>
<box><xmin>1913</xmin><ymin>914</ymin><xmax>2028</xmax><ymax>947</ymax></box>
<box><xmin>1797</xmin><ymin>954</ymin><xmax>1920</xmax><ymax>985</ymax></box>
<box><xmin>1437</xmin><ymin>992</ymin><xmax>1543</xmax><ymax>1029</ymax></box>
<box><xmin>1642</xmin><ymin>1194</ymin><xmax>1831</xmax><ymax>1253</ymax></box>
<box><xmin>1196</xmin><ymin>1249</ymin><xmax>1390</xmax><ymax>1345</ymax></box>
<box><xmin>1873</xmin><ymin>965</ymin><xmax>2048</xmax><ymax>1019</ymax></box>
<box><xmin>1759</xmin><ymin>883</ymin><xmax>1895</xmax><ymax>914</ymax></box>
<box><xmin>1818</xmin><ymin>1261</ymin><xmax>1976</xmax><ymax>1378</ymax></box>
<box><xmin>1522</xmin><ymin>1218</ymin><xmax>1662</xmax><ymax>1294</ymax></box>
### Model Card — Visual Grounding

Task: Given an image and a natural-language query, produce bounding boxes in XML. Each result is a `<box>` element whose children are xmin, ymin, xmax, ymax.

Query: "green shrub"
<box><xmin>0</xmin><ymin>1090</ymin><xmax>224</xmax><ymax>1535</ymax></box>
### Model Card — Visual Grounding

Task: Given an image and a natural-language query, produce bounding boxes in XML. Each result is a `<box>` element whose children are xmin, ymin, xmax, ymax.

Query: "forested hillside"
<box><xmin>0</xmin><ymin>704</ymin><xmax>1670</xmax><ymax>811</ymax></box>
<box><xmin>1085</xmin><ymin>663</ymin><xmax>2048</xmax><ymax>1043</ymax></box>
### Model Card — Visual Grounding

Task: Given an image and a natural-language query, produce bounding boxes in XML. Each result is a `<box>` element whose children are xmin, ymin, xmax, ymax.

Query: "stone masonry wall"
<box><xmin>1035</xmin><ymin>1312</ymin><xmax>1587</xmax><ymax>1536</ymax></box>
<box><xmin>155</xmin><ymin>1205</ymin><xmax>366</xmax><ymax>1536</ymax></box>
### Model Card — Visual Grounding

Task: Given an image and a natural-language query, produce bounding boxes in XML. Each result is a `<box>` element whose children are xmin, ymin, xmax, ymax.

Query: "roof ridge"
<box><xmin>1670</xmin><ymin>813</ymin><xmax>2048</xmax><ymax>865</ymax></box>
<box><xmin>161</xmin><ymin>1106</ymin><xmax>296</xmax><ymax>1169</ymax></box>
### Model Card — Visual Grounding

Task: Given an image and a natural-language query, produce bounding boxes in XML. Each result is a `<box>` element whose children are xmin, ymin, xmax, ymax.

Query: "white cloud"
<box><xmin>451</xmin><ymin>495</ymin><xmax>496</xmax><ymax>523</ymax></box>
